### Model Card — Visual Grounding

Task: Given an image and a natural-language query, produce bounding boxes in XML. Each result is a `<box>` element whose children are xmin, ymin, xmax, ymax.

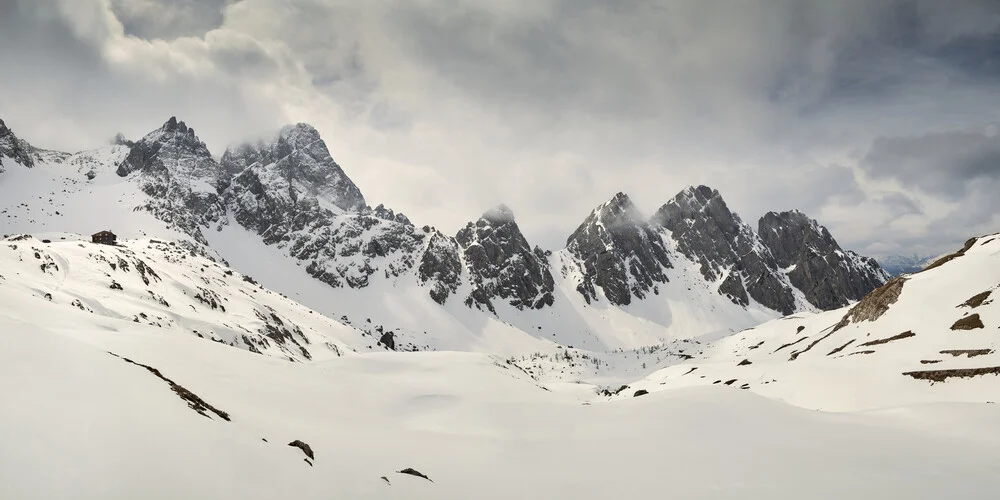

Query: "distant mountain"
<box><xmin>0</xmin><ymin>115</ymin><xmax>891</xmax><ymax>351</ymax></box>
<box><xmin>877</xmin><ymin>254</ymin><xmax>936</xmax><ymax>276</ymax></box>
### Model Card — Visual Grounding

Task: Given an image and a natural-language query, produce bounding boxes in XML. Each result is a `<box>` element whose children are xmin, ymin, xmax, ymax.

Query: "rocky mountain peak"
<box><xmin>372</xmin><ymin>204</ymin><xmax>413</xmax><ymax>226</ymax></box>
<box><xmin>0</xmin><ymin>118</ymin><xmax>36</xmax><ymax>169</ymax></box>
<box><xmin>566</xmin><ymin>192</ymin><xmax>672</xmax><ymax>306</ymax></box>
<box><xmin>758</xmin><ymin>211</ymin><xmax>838</xmax><ymax>268</ymax></box>
<box><xmin>653</xmin><ymin>185</ymin><xmax>741</xmax><ymax>235</ymax></box>
<box><xmin>118</xmin><ymin>116</ymin><xmax>215</xmax><ymax>178</ymax></box>
<box><xmin>758</xmin><ymin>210</ymin><xmax>888</xmax><ymax>310</ymax></box>
<box><xmin>593</xmin><ymin>192</ymin><xmax>643</xmax><ymax>225</ymax></box>
<box><xmin>654</xmin><ymin>185</ymin><xmax>797</xmax><ymax>315</ymax></box>
<box><xmin>482</xmin><ymin>204</ymin><xmax>516</xmax><ymax>224</ymax></box>
<box><xmin>276</xmin><ymin>123</ymin><xmax>322</xmax><ymax>146</ymax></box>
<box><xmin>456</xmin><ymin>204</ymin><xmax>554</xmax><ymax>312</ymax></box>
<box><xmin>114</xmin><ymin>118</ymin><xmax>226</xmax><ymax>244</ymax></box>
<box><xmin>222</xmin><ymin>123</ymin><xmax>366</xmax><ymax>214</ymax></box>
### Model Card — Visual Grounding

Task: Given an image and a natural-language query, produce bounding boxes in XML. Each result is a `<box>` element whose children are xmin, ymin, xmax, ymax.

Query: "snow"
<box><xmin>2</xmin><ymin>309</ymin><xmax>999</xmax><ymax>499</ymax></box>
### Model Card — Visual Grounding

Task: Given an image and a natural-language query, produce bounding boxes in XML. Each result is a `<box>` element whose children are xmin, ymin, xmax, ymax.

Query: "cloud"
<box><xmin>863</xmin><ymin>127</ymin><xmax>1000</xmax><ymax>199</ymax></box>
<box><xmin>109</xmin><ymin>0</ymin><xmax>234</xmax><ymax>40</ymax></box>
<box><xmin>1</xmin><ymin>0</ymin><xmax>999</xmax><ymax>256</ymax></box>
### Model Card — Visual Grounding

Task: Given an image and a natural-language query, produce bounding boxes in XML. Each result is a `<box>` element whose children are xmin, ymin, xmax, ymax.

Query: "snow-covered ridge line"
<box><xmin>2</xmin><ymin>116</ymin><xmax>888</xmax><ymax>351</ymax></box>
<box><xmin>0</xmin><ymin>234</ymin><xmax>384</xmax><ymax>361</ymax></box>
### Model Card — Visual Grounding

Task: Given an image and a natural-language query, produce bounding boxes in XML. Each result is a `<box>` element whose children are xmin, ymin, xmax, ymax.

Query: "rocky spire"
<box><xmin>222</xmin><ymin>123</ymin><xmax>366</xmax><ymax>213</ymax></box>
<box><xmin>0</xmin><ymin>118</ymin><xmax>36</xmax><ymax>169</ymax></box>
<box><xmin>456</xmin><ymin>204</ymin><xmax>554</xmax><ymax>312</ymax></box>
<box><xmin>758</xmin><ymin>210</ymin><xmax>889</xmax><ymax>310</ymax></box>
<box><xmin>566</xmin><ymin>192</ymin><xmax>672</xmax><ymax>306</ymax></box>
<box><xmin>653</xmin><ymin>185</ymin><xmax>797</xmax><ymax>315</ymax></box>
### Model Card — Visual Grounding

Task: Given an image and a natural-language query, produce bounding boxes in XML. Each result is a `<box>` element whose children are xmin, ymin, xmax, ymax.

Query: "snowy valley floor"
<box><xmin>2</xmin><ymin>311</ymin><xmax>999</xmax><ymax>499</ymax></box>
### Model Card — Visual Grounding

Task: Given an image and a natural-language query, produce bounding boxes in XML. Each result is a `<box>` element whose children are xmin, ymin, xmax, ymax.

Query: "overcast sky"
<box><xmin>2</xmin><ymin>0</ymin><xmax>999</xmax><ymax>257</ymax></box>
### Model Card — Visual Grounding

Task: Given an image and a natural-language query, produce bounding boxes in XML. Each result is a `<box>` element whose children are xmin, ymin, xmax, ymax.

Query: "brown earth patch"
<box><xmin>832</xmin><ymin>277</ymin><xmax>907</xmax><ymax>333</ymax></box>
<box><xmin>940</xmin><ymin>349</ymin><xmax>994</xmax><ymax>358</ymax></box>
<box><xmin>773</xmin><ymin>336</ymin><xmax>808</xmax><ymax>353</ymax></box>
<box><xmin>827</xmin><ymin>339</ymin><xmax>856</xmax><ymax>356</ymax></box>
<box><xmin>922</xmin><ymin>237</ymin><xmax>978</xmax><ymax>272</ymax></box>
<box><xmin>858</xmin><ymin>330</ymin><xmax>916</xmax><ymax>347</ymax></box>
<box><xmin>951</xmin><ymin>314</ymin><xmax>985</xmax><ymax>330</ymax></box>
<box><xmin>109</xmin><ymin>352</ymin><xmax>230</xmax><ymax>421</ymax></box>
<box><xmin>960</xmin><ymin>290</ymin><xmax>992</xmax><ymax>309</ymax></box>
<box><xmin>789</xmin><ymin>329</ymin><xmax>838</xmax><ymax>361</ymax></box>
<box><xmin>903</xmin><ymin>366</ymin><xmax>1000</xmax><ymax>382</ymax></box>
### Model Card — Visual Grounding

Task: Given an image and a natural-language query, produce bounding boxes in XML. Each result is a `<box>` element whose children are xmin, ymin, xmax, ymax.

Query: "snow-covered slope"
<box><xmin>3</xmin><ymin>292</ymin><xmax>1000</xmax><ymax>499</ymax></box>
<box><xmin>0</xmin><ymin>234</ymin><xmax>376</xmax><ymax>361</ymax></box>
<box><xmin>615</xmin><ymin>234</ymin><xmax>1000</xmax><ymax>410</ymax></box>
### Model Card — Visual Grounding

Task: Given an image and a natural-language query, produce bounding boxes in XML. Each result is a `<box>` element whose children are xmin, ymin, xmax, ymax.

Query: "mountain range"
<box><xmin>0</xmin><ymin>116</ymin><xmax>888</xmax><ymax>352</ymax></box>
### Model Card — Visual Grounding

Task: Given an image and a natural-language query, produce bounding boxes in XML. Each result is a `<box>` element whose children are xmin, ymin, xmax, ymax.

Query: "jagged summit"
<box><xmin>372</xmin><ymin>204</ymin><xmax>413</xmax><ymax>226</ymax></box>
<box><xmin>0</xmin><ymin>118</ymin><xmax>36</xmax><ymax>169</ymax></box>
<box><xmin>586</xmin><ymin>192</ymin><xmax>644</xmax><ymax>228</ymax></box>
<box><xmin>758</xmin><ymin>210</ymin><xmax>888</xmax><ymax>310</ymax></box>
<box><xmin>456</xmin><ymin>203</ymin><xmax>554</xmax><ymax>312</ymax></box>
<box><xmin>654</xmin><ymin>185</ymin><xmax>797</xmax><ymax>314</ymax></box>
<box><xmin>118</xmin><ymin>116</ymin><xmax>215</xmax><ymax>178</ymax></box>
<box><xmin>652</xmin><ymin>185</ymin><xmax>739</xmax><ymax>231</ymax></box>
<box><xmin>222</xmin><ymin>123</ymin><xmax>366</xmax><ymax>213</ymax></box>
<box><xmin>277</xmin><ymin>122</ymin><xmax>322</xmax><ymax>145</ymax></box>
<box><xmin>566</xmin><ymin>192</ymin><xmax>672</xmax><ymax>306</ymax></box>
<box><xmin>482</xmin><ymin>204</ymin><xmax>516</xmax><ymax>224</ymax></box>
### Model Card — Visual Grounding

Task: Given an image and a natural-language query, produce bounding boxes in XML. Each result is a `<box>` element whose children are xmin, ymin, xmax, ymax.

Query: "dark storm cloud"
<box><xmin>1</xmin><ymin>0</ymin><xmax>1000</xmax><ymax>257</ymax></box>
<box><xmin>863</xmin><ymin>128</ymin><xmax>1000</xmax><ymax>199</ymax></box>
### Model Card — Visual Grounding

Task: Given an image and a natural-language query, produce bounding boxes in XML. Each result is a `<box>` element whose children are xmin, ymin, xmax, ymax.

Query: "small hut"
<box><xmin>91</xmin><ymin>230</ymin><xmax>117</xmax><ymax>245</ymax></box>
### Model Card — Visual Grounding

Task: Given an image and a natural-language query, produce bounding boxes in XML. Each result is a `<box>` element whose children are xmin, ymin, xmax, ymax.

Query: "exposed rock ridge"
<box><xmin>566</xmin><ymin>193</ymin><xmax>672</xmax><ymax>306</ymax></box>
<box><xmin>0</xmin><ymin>118</ymin><xmax>36</xmax><ymax>170</ymax></box>
<box><xmin>653</xmin><ymin>186</ymin><xmax>797</xmax><ymax>315</ymax></box>
<box><xmin>456</xmin><ymin>205</ymin><xmax>554</xmax><ymax>313</ymax></box>
<box><xmin>758</xmin><ymin>210</ymin><xmax>889</xmax><ymax>310</ymax></box>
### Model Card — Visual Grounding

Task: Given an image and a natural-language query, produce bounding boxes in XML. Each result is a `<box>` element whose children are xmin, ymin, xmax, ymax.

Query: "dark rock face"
<box><xmin>373</xmin><ymin>204</ymin><xmax>413</xmax><ymax>226</ymax></box>
<box><xmin>288</xmin><ymin>440</ymin><xmax>314</xmax><ymax>460</ymax></box>
<box><xmin>654</xmin><ymin>186</ymin><xmax>796</xmax><ymax>315</ymax></box>
<box><xmin>0</xmin><ymin>118</ymin><xmax>36</xmax><ymax>170</ymax></box>
<box><xmin>296</xmin><ymin>214</ymin><xmax>427</xmax><ymax>289</ymax></box>
<box><xmin>220</xmin><ymin>123</ymin><xmax>366</xmax><ymax>212</ymax></box>
<box><xmin>116</xmin><ymin>117</ymin><xmax>226</xmax><ymax>244</ymax></box>
<box><xmin>456</xmin><ymin>205</ymin><xmax>555</xmax><ymax>312</ymax></box>
<box><xmin>378</xmin><ymin>331</ymin><xmax>396</xmax><ymax>350</ymax></box>
<box><xmin>758</xmin><ymin>210</ymin><xmax>888</xmax><ymax>310</ymax></box>
<box><xmin>566</xmin><ymin>193</ymin><xmax>672</xmax><ymax>306</ymax></box>
<box><xmin>220</xmin><ymin>124</ymin><xmax>435</xmax><ymax>292</ymax></box>
<box><xmin>417</xmin><ymin>231</ymin><xmax>463</xmax><ymax>305</ymax></box>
